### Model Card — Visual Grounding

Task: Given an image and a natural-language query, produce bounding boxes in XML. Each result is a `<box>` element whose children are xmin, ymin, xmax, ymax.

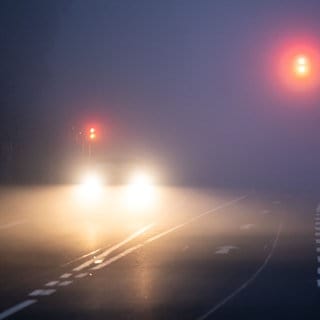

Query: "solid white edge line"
<box><xmin>0</xmin><ymin>300</ymin><xmax>37</xmax><ymax>320</ymax></box>
<box><xmin>197</xmin><ymin>221</ymin><xmax>283</xmax><ymax>320</ymax></box>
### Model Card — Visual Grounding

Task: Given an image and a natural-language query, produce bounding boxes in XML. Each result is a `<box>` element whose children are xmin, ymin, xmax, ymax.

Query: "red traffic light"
<box><xmin>293</xmin><ymin>54</ymin><xmax>310</xmax><ymax>77</ymax></box>
<box><xmin>88</xmin><ymin>127</ymin><xmax>96</xmax><ymax>140</ymax></box>
<box><xmin>277</xmin><ymin>39</ymin><xmax>320</xmax><ymax>94</ymax></box>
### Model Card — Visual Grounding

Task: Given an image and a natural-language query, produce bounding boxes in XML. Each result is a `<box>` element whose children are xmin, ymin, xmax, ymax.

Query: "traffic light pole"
<box><xmin>88</xmin><ymin>141</ymin><xmax>92</xmax><ymax>161</ymax></box>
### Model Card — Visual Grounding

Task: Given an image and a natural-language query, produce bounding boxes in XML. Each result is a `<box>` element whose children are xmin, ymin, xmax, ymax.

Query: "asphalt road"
<box><xmin>0</xmin><ymin>185</ymin><xmax>319</xmax><ymax>319</ymax></box>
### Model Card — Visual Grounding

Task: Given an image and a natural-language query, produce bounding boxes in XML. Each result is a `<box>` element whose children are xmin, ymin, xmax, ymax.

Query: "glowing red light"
<box><xmin>276</xmin><ymin>39</ymin><xmax>320</xmax><ymax>94</ymax></box>
<box><xmin>293</xmin><ymin>54</ymin><xmax>310</xmax><ymax>77</ymax></box>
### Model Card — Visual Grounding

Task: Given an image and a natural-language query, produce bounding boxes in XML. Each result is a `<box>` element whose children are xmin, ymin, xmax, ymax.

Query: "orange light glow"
<box><xmin>293</xmin><ymin>55</ymin><xmax>310</xmax><ymax>77</ymax></box>
<box><xmin>90</xmin><ymin>127</ymin><xmax>95</xmax><ymax>133</ymax></box>
<box><xmin>89</xmin><ymin>133</ymin><xmax>96</xmax><ymax>140</ymax></box>
<box><xmin>276</xmin><ymin>39</ymin><xmax>320</xmax><ymax>94</ymax></box>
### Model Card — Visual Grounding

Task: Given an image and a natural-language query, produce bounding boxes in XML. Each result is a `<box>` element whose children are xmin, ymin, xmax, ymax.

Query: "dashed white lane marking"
<box><xmin>317</xmin><ymin>267</ymin><xmax>320</xmax><ymax>275</ymax></box>
<box><xmin>58</xmin><ymin>280</ymin><xmax>73</xmax><ymax>287</ymax></box>
<box><xmin>317</xmin><ymin>256</ymin><xmax>320</xmax><ymax>263</ymax></box>
<box><xmin>197</xmin><ymin>221</ymin><xmax>283</xmax><ymax>320</ymax></box>
<box><xmin>60</xmin><ymin>273</ymin><xmax>72</xmax><ymax>279</ymax></box>
<box><xmin>316</xmin><ymin>239</ymin><xmax>320</xmax><ymax>244</ymax></box>
<box><xmin>317</xmin><ymin>280</ymin><xmax>320</xmax><ymax>287</ymax></box>
<box><xmin>73</xmin><ymin>223</ymin><xmax>154</xmax><ymax>272</ymax></box>
<box><xmin>75</xmin><ymin>272</ymin><xmax>88</xmax><ymax>279</ymax></box>
<box><xmin>240</xmin><ymin>224</ymin><xmax>254</xmax><ymax>230</ymax></box>
<box><xmin>215</xmin><ymin>246</ymin><xmax>238</xmax><ymax>254</ymax></box>
<box><xmin>316</xmin><ymin>204</ymin><xmax>320</xmax><ymax>213</ymax></box>
<box><xmin>0</xmin><ymin>300</ymin><xmax>37</xmax><ymax>320</ymax></box>
<box><xmin>0</xmin><ymin>219</ymin><xmax>27</xmax><ymax>230</ymax></box>
<box><xmin>29</xmin><ymin>289</ymin><xmax>56</xmax><ymax>297</ymax></box>
<box><xmin>0</xmin><ymin>195</ymin><xmax>248</xmax><ymax>319</ymax></box>
<box><xmin>316</xmin><ymin>247</ymin><xmax>320</xmax><ymax>253</ymax></box>
<box><xmin>315</xmin><ymin>233</ymin><xmax>320</xmax><ymax>237</ymax></box>
<box><xmin>93</xmin><ymin>259</ymin><xmax>103</xmax><ymax>264</ymax></box>
<box><xmin>45</xmin><ymin>281</ymin><xmax>59</xmax><ymax>287</ymax></box>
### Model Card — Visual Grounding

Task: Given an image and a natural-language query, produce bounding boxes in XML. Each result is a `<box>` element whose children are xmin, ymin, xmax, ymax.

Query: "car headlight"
<box><xmin>75</xmin><ymin>171</ymin><xmax>104</xmax><ymax>204</ymax></box>
<box><xmin>125</xmin><ymin>171</ymin><xmax>156</xmax><ymax>210</ymax></box>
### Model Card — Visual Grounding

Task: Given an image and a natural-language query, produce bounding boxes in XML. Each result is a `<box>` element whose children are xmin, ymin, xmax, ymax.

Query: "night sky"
<box><xmin>1</xmin><ymin>0</ymin><xmax>320</xmax><ymax>189</ymax></box>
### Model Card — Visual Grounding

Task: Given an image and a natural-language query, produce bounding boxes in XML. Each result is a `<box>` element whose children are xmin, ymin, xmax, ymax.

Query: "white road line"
<box><xmin>91</xmin><ymin>196</ymin><xmax>248</xmax><ymax>272</ymax></box>
<box><xmin>73</xmin><ymin>224</ymin><xmax>154</xmax><ymax>272</ymax></box>
<box><xmin>215</xmin><ymin>246</ymin><xmax>238</xmax><ymax>254</ymax></box>
<box><xmin>317</xmin><ymin>256</ymin><xmax>320</xmax><ymax>263</ymax></box>
<box><xmin>45</xmin><ymin>281</ymin><xmax>59</xmax><ymax>287</ymax></box>
<box><xmin>75</xmin><ymin>272</ymin><xmax>88</xmax><ymax>278</ymax></box>
<box><xmin>91</xmin><ymin>244</ymin><xmax>144</xmax><ymax>270</ymax></box>
<box><xmin>61</xmin><ymin>248</ymin><xmax>102</xmax><ymax>267</ymax></box>
<box><xmin>315</xmin><ymin>239</ymin><xmax>320</xmax><ymax>244</ymax></box>
<box><xmin>145</xmin><ymin>195</ymin><xmax>248</xmax><ymax>244</ymax></box>
<box><xmin>0</xmin><ymin>195</ymin><xmax>250</xmax><ymax>319</ymax></box>
<box><xmin>316</xmin><ymin>204</ymin><xmax>320</xmax><ymax>213</ymax></box>
<box><xmin>60</xmin><ymin>273</ymin><xmax>72</xmax><ymax>279</ymax></box>
<box><xmin>62</xmin><ymin>198</ymin><xmax>188</xmax><ymax>269</ymax></box>
<box><xmin>317</xmin><ymin>280</ymin><xmax>320</xmax><ymax>287</ymax></box>
<box><xmin>29</xmin><ymin>289</ymin><xmax>56</xmax><ymax>297</ymax></box>
<box><xmin>315</xmin><ymin>227</ymin><xmax>320</xmax><ymax>231</ymax></box>
<box><xmin>317</xmin><ymin>267</ymin><xmax>320</xmax><ymax>275</ymax></box>
<box><xmin>58</xmin><ymin>280</ymin><xmax>73</xmax><ymax>287</ymax></box>
<box><xmin>0</xmin><ymin>300</ymin><xmax>37</xmax><ymax>320</ymax></box>
<box><xmin>0</xmin><ymin>220</ymin><xmax>27</xmax><ymax>230</ymax></box>
<box><xmin>315</xmin><ymin>233</ymin><xmax>320</xmax><ymax>237</ymax></box>
<box><xmin>197</xmin><ymin>221</ymin><xmax>283</xmax><ymax>320</ymax></box>
<box><xmin>316</xmin><ymin>247</ymin><xmax>320</xmax><ymax>253</ymax></box>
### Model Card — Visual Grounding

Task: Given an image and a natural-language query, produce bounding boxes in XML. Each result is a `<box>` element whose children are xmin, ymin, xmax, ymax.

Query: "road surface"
<box><xmin>0</xmin><ymin>185</ymin><xmax>319</xmax><ymax>319</ymax></box>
